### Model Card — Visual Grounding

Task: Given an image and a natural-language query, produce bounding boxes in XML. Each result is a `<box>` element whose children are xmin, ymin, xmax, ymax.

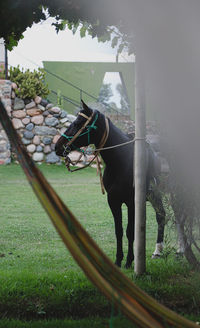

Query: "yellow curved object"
<box><xmin>0</xmin><ymin>100</ymin><xmax>197</xmax><ymax>328</ymax></box>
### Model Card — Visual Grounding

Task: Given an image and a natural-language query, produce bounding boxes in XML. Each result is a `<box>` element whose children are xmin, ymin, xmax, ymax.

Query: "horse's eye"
<box><xmin>74</xmin><ymin>121</ymin><xmax>80</xmax><ymax>128</ymax></box>
<box><xmin>74</xmin><ymin>118</ymin><xmax>83</xmax><ymax>127</ymax></box>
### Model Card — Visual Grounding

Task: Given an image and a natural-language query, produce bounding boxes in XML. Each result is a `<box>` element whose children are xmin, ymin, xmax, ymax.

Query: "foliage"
<box><xmin>64</xmin><ymin>20</ymin><xmax>134</xmax><ymax>56</ymax></box>
<box><xmin>157</xmin><ymin>143</ymin><xmax>200</xmax><ymax>270</ymax></box>
<box><xmin>0</xmin><ymin>1</ymin><xmax>93</xmax><ymax>49</ymax></box>
<box><xmin>0</xmin><ymin>64</ymin><xmax>5</xmax><ymax>79</ymax></box>
<box><xmin>98</xmin><ymin>83</ymin><xmax>113</xmax><ymax>104</ymax></box>
<box><xmin>56</xmin><ymin>89</ymin><xmax>64</xmax><ymax>109</ymax></box>
<box><xmin>0</xmin><ymin>0</ymin><xmax>134</xmax><ymax>54</ymax></box>
<box><xmin>116</xmin><ymin>83</ymin><xmax>130</xmax><ymax>113</ymax></box>
<box><xmin>168</xmin><ymin>176</ymin><xmax>200</xmax><ymax>270</ymax></box>
<box><xmin>1</xmin><ymin>1</ymin><xmax>46</xmax><ymax>50</ymax></box>
<box><xmin>9</xmin><ymin>66</ymin><xmax>49</xmax><ymax>100</ymax></box>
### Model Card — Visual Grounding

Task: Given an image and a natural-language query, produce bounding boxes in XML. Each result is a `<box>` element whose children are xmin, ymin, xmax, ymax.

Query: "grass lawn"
<box><xmin>0</xmin><ymin>163</ymin><xmax>200</xmax><ymax>327</ymax></box>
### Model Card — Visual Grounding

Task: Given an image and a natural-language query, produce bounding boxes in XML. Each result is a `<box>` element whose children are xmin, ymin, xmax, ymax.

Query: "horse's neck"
<box><xmin>95</xmin><ymin>115</ymin><xmax>130</xmax><ymax>167</ymax></box>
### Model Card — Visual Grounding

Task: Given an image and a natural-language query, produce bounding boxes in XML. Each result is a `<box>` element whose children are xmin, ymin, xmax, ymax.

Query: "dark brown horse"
<box><xmin>55</xmin><ymin>101</ymin><xmax>165</xmax><ymax>268</ymax></box>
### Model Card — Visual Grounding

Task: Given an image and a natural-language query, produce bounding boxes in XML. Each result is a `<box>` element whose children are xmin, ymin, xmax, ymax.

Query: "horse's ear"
<box><xmin>81</xmin><ymin>100</ymin><xmax>92</xmax><ymax>115</ymax></box>
<box><xmin>81</xmin><ymin>99</ymin><xmax>88</xmax><ymax>110</ymax></box>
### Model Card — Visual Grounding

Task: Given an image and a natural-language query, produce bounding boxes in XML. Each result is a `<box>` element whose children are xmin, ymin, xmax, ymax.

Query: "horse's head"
<box><xmin>55</xmin><ymin>101</ymin><xmax>97</xmax><ymax>157</ymax></box>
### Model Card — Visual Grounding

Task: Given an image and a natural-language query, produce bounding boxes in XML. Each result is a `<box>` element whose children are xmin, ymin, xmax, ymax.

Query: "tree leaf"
<box><xmin>111</xmin><ymin>36</ymin><xmax>119</xmax><ymax>48</ymax></box>
<box><xmin>80</xmin><ymin>25</ymin><xmax>87</xmax><ymax>38</ymax></box>
<box><xmin>118</xmin><ymin>43</ymin><xmax>125</xmax><ymax>54</ymax></box>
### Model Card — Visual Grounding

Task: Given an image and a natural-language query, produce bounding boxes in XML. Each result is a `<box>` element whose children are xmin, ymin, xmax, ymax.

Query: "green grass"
<box><xmin>0</xmin><ymin>317</ymin><xmax>136</xmax><ymax>328</ymax></box>
<box><xmin>0</xmin><ymin>163</ymin><xmax>200</xmax><ymax>327</ymax></box>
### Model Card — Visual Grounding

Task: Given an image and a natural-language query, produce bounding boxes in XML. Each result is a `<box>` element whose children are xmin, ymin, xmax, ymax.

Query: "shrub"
<box><xmin>9</xmin><ymin>66</ymin><xmax>49</xmax><ymax>100</ymax></box>
<box><xmin>57</xmin><ymin>89</ymin><xmax>64</xmax><ymax>109</ymax></box>
<box><xmin>0</xmin><ymin>64</ymin><xmax>5</xmax><ymax>79</ymax></box>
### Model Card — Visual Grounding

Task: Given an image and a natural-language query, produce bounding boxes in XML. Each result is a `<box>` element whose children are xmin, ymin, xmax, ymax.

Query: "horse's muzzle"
<box><xmin>55</xmin><ymin>143</ymin><xmax>71</xmax><ymax>158</ymax></box>
<box><xmin>54</xmin><ymin>144</ymin><xmax>65</xmax><ymax>156</ymax></box>
<box><xmin>62</xmin><ymin>144</ymin><xmax>71</xmax><ymax>157</ymax></box>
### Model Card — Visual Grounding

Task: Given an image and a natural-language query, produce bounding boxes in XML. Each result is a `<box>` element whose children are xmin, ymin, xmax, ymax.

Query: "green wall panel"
<box><xmin>43</xmin><ymin>61</ymin><xmax>135</xmax><ymax>117</ymax></box>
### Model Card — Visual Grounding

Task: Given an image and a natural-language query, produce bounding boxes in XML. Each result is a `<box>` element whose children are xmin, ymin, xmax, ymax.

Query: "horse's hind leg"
<box><xmin>176</xmin><ymin>221</ymin><xmax>186</xmax><ymax>256</ymax></box>
<box><xmin>108</xmin><ymin>194</ymin><xmax>124</xmax><ymax>267</ymax></box>
<box><xmin>148</xmin><ymin>190</ymin><xmax>165</xmax><ymax>258</ymax></box>
<box><xmin>125</xmin><ymin>203</ymin><xmax>135</xmax><ymax>268</ymax></box>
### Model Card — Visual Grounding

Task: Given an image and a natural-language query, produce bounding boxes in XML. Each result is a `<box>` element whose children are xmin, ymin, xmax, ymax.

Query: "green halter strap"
<box><xmin>62</xmin><ymin>113</ymin><xmax>98</xmax><ymax>152</ymax></box>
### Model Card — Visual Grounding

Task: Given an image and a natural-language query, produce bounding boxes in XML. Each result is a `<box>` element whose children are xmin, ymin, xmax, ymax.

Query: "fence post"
<box><xmin>80</xmin><ymin>89</ymin><xmax>83</xmax><ymax>107</ymax></box>
<box><xmin>134</xmin><ymin>55</ymin><xmax>146</xmax><ymax>275</ymax></box>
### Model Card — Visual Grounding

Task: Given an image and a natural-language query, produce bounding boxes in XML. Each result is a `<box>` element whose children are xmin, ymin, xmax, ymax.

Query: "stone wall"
<box><xmin>11</xmin><ymin>96</ymin><xmax>75</xmax><ymax>164</ymax></box>
<box><xmin>0</xmin><ymin>80</ymin><xmax>11</xmax><ymax>164</ymax></box>
<box><xmin>0</xmin><ymin>80</ymin><xmax>77</xmax><ymax>164</ymax></box>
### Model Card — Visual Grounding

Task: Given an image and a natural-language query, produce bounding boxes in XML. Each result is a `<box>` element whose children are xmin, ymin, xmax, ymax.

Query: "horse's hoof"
<box><xmin>175</xmin><ymin>252</ymin><xmax>184</xmax><ymax>258</ymax></box>
<box><xmin>114</xmin><ymin>260</ymin><xmax>122</xmax><ymax>268</ymax></box>
<box><xmin>124</xmin><ymin>257</ymin><xmax>134</xmax><ymax>269</ymax></box>
<box><xmin>124</xmin><ymin>262</ymin><xmax>132</xmax><ymax>269</ymax></box>
<box><xmin>151</xmin><ymin>253</ymin><xmax>161</xmax><ymax>259</ymax></box>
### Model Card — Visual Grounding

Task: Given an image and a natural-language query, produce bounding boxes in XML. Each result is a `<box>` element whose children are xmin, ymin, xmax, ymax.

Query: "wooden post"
<box><xmin>134</xmin><ymin>55</ymin><xmax>146</xmax><ymax>275</ymax></box>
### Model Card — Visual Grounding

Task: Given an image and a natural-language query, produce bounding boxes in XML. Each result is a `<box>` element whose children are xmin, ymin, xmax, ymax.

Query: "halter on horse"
<box><xmin>55</xmin><ymin>100</ymin><xmax>165</xmax><ymax>268</ymax></box>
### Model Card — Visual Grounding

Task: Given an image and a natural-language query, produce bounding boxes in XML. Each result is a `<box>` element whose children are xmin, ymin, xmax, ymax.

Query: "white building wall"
<box><xmin>0</xmin><ymin>38</ymin><xmax>5</xmax><ymax>63</ymax></box>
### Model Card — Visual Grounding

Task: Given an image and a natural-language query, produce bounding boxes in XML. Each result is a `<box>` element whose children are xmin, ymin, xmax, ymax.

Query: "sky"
<box><xmin>8</xmin><ymin>17</ymin><xmax>134</xmax><ymax>71</ymax></box>
<box><xmin>7</xmin><ymin>17</ymin><xmax>134</xmax><ymax>106</ymax></box>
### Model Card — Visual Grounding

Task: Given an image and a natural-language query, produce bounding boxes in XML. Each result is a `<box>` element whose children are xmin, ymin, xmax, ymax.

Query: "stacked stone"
<box><xmin>0</xmin><ymin>80</ymin><xmax>97</xmax><ymax>165</ymax></box>
<box><xmin>0</xmin><ymin>80</ymin><xmax>12</xmax><ymax>164</ymax></box>
<box><xmin>11</xmin><ymin>94</ymin><xmax>76</xmax><ymax>164</ymax></box>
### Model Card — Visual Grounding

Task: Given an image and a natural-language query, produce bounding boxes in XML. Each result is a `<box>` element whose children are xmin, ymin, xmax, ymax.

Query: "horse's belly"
<box><xmin>104</xmin><ymin>176</ymin><xmax>133</xmax><ymax>202</ymax></box>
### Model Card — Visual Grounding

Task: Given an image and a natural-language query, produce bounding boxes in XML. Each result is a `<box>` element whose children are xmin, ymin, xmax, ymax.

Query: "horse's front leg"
<box><xmin>125</xmin><ymin>202</ymin><xmax>135</xmax><ymax>269</ymax></box>
<box><xmin>108</xmin><ymin>194</ymin><xmax>124</xmax><ymax>267</ymax></box>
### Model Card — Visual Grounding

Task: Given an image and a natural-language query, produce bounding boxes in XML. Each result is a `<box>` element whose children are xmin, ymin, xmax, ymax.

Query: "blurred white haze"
<box><xmin>109</xmin><ymin>0</ymin><xmax>200</xmax><ymax>191</ymax></box>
